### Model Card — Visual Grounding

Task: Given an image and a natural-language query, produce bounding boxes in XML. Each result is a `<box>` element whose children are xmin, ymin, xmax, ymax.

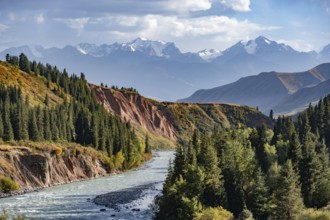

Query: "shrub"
<box><xmin>54</xmin><ymin>147</ymin><xmax>62</xmax><ymax>155</ymax></box>
<box><xmin>0</xmin><ymin>177</ymin><xmax>20</xmax><ymax>193</ymax></box>
<box><xmin>194</xmin><ymin>206</ymin><xmax>234</xmax><ymax>220</ymax></box>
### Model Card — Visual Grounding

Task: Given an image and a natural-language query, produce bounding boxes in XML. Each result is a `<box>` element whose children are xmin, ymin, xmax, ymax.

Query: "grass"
<box><xmin>0</xmin><ymin>61</ymin><xmax>67</xmax><ymax>107</ymax></box>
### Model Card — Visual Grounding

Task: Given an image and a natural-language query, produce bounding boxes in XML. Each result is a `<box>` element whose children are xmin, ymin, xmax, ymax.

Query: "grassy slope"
<box><xmin>0</xmin><ymin>61</ymin><xmax>65</xmax><ymax>107</ymax></box>
<box><xmin>158</xmin><ymin>102</ymin><xmax>273</xmax><ymax>142</ymax></box>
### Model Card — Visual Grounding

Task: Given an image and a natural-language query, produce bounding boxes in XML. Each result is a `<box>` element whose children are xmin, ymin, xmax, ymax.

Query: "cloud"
<box><xmin>74</xmin><ymin>14</ymin><xmax>278</xmax><ymax>51</ymax></box>
<box><xmin>278</xmin><ymin>39</ymin><xmax>314</xmax><ymax>52</ymax></box>
<box><xmin>59</xmin><ymin>17</ymin><xmax>90</xmax><ymax>30</ymax></box>
<box><xmin>220</xmin><ymin>0</ymin><xmax>251</xmax><ymax>12</ymax></box>
<box><xmin>35</xmin><ymin>14</ymin><xmax>44</xmax><ymax>23</ymax></box>
<box><xmin>167</xmin><ymin>0</ymin><xmax>212</xmax><ymax>12</ymax></box>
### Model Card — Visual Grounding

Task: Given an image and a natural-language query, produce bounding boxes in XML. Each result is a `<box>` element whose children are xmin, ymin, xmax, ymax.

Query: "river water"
<box><xmin>0</xmin><ymin>151</ymin><xmax>174</xmax><ymax>220</ymax></box>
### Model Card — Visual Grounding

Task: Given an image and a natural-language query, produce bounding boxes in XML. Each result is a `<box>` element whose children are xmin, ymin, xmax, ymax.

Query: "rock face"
<box><xmin>91</xmin><ymin>85</ymin><xmax>177</xmax><ymax>141</ymax></box>
<box><xmin>0</xmin><ymin>147</ymin><xmax>109</xmax><ymax>191</ymax></box>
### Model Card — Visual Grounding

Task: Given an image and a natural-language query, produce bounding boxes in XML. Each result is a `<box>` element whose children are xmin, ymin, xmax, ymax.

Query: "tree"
<box><xmin>2</xmin><ymin>94</ymin><xmax>14</xmax><ymax>141</ymax></box>
<box><xmin>28</xmin><ymin>109</ymin><xmax>39</xmax><ymax>141</ymax></box>
<box><xmin>194</xmin><ymin>207</ymin><xmax>234</xmax><ymax>220</ymax></box>
<box><xmin>18</xmin><ymin>53</ymin><xmax>30</xmax><ymax>73</ymax></box>
<box><xmin>246</xmin><ymin>169</ymin><xmax>269</xmax><ymax>220</ymax></box>
<box><xmin>145</xmin><ymin>133</ymin><xmax>151</xmax><ymax>154</ymax></box>
<box><xmin>269</xmin><ymin>109</ymin><xmax>274</xmax><ymax>120</ymax></box>
<box><xmin>270</xmin><ymin>160</ymin><xmax>304</xmax><ymax>220</ymax></box>
<box><xmin>198</xmin><ymin>134</ymin><xmax>226</xmax><ymax>207</ymax></box>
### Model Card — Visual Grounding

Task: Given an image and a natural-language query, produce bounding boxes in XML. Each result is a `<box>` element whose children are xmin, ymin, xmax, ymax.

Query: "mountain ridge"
<box><xmin>179</xmin><ymin>63</ymin><xmax>330</xmax><ymax>115</ymax></box>
<box><xmin>1</xmin><ymin>36</ymin><xmax>329</xmax><ymax>101</ymax></box>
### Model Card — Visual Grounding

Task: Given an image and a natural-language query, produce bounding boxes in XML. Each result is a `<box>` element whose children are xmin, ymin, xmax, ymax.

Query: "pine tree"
<box><xmin>3</xmin><ymin>94</ymin><xmax>14</xmax><ymax>141</ymax></box>
<box><xmin>271</xmin><ymin>160</ymin><xmax>304</xmax><ymax>220</ymax></box>
<box><xmin>18</xmin><ymin>53</ymin><xmax>30</xmax><ymax>73</ymax></box>
<box><xmin>28</xmin><ymin>109</ymin><xmax>39</xmax><ymax>141</ymax></box>
<box><xmin>198</xmin><ymin>134</ymin><xmax>226</xmax><ymax>207</ymax></box>
<box><xmin>269</xmin><ymin>109</ymin><xmax>274</xmax><ymax>120</ymax></box>
<box><xmin>246</xmin><ymin>168</ymin><xmax>269</xmax><ymax>220</ymax></box>
<box><xmin>43</xmin><ymin>109</ymin><xmax>51</xmax><ymax>140</ymax></box>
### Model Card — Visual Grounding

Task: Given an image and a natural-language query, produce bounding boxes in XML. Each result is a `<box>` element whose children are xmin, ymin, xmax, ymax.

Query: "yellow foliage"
<box><xmin>54</xmin><ymin>147</ymin><xmax>62</xmax><ymax>155</ymax></box>
<box><xmin>0</xmin><ymin>177</ymin><xmax>20</xmax><ymax>193</ymax></box>
<box><xmin>296</xmin><ymin>206</ymin><xmax>330</xmax><ymax>220</ymax></box>
<box><xmin>114</xmin><ymin>151</ymin><xmax>125</xmax><ymax>170</ymax></box>
<box><xmin>194</xmin><ymin>206</ymin><xmax>234</xmax><ymax>220</ymax></box>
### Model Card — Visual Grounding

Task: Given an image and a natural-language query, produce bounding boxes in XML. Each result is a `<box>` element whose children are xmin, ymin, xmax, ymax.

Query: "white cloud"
<box><xmin>83</xmin><ymin>14</ymin><xmax>278</xmax><ymax>51</ymax></box>
<box><xmin>115</xmin><ymin>16</ymin><xmax>139</xmax><ymax>27</ymax></box>
<box><xmin>220</xmin><ymin>0</ymin><xmax>251</xmax><ymax>12</ymax></box>
<box><xmin>167</xmin><ymin>0</ymin><xmax>212</xmax><ymax>12</ymax></box>
<box><xmin>35</xmin><ymin>14</ymin><xmax>44</xmax><ymax>23</ymax></box>
<box><xmin>59</xmin><ymin>17</ymin><xmax>90</xmax><ymax>30</ymax></box>
<box><xmin>278</xmin><ymin>39</ymin><xmax>314</xmax><ymax>52</ymax></box>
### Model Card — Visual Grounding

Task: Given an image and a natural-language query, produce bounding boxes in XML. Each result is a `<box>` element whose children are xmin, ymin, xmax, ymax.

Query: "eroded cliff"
<box><xmin>0</xmin><ymin>144</ymin><xmax>110</xmax><ymax>194</ymax></box>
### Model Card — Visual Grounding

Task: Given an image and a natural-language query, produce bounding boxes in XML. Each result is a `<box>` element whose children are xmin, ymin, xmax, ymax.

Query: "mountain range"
<box><xmin>1</xmin><ymin>36</ymin><xmax>329</xmax><ymax>101</ymax></box>
<box><xmin>179</xmin><ymin>63</ymin><xmax>330</xmax><ymax>115</ymax></box>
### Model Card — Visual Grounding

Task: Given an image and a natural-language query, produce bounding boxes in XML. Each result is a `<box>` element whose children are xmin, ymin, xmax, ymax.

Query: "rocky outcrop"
<box><xmin>91</xmin><ymin>85</ymin><xmax>177</xmax><ymax>141</ymax></box>
<box><xmin>0</xmin><ymin>147</ymin><xmax>109</xmax><ymax>192</ymax></box>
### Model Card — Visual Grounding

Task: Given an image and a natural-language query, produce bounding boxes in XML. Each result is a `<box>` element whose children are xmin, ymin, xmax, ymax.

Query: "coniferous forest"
<box><xmin>155</xmin><ymin>95</ymin><xmax>330</xmax><ymax>220</ymax></box>
<box><xmin>1</xmin><ymin>54</ymin><xmax>144</xmax><ymax>169</ymax></box>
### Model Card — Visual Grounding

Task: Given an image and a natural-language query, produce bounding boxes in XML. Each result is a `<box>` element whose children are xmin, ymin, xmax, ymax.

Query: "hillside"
<box><xmin>0</xmin><ymin>61</ymin><xmax>65</xmax><ymax>107</ymax></box>
<box><xmin>273</xmin><ymin>79</ymin><xmax>330</xmax><ymax>115</ymax></box>
<box><xmin>180</xmin><ymin>63</ymin><xmax>330</xmax><ymax>115</ymax></box>
<box><xmin>158</xmin><ymin>102</ymin><xmax>273</xmax><ymax>142</ymax></box>
<box><xmin>90</xmin><ymin>85</ymin><xmax>273</xmax><ymax>143</ymax></box>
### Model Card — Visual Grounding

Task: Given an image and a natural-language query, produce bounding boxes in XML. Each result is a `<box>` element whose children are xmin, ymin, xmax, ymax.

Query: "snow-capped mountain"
<box><xmin>0</xmin><ymin>36</ymin><xmax>329</xmax><ymax>101</ymax></box>
<box><xmin>198</xmin><ymin>49</ymin><xmax>222</xmax><ymax>62</ymax></box>
<box><xmin>74</xmin><ymin>38</ymin><xmax>184</xmax><ymax>59</ymax></box>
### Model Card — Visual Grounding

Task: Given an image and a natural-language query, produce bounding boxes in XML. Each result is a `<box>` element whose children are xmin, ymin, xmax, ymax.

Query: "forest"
<box><xmin>1</xmin><ymin>53</ymin><xmax>147</xmax><ymax>170</ymax></box>
<box><xmin>155</xmin><ymin>95</ymin><xmax>330</xmax><ymax>219</ymax></box>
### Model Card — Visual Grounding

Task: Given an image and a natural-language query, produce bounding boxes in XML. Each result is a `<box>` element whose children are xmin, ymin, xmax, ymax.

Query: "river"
<box><xmin>0</xmin><ymin>151</ymin><xmax>174</xmax><ymax>220</ymax></box>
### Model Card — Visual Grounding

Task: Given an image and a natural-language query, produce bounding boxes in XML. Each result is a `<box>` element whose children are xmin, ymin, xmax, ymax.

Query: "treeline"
<box><xmin>1</xmin><ymin>53</ymin><xmax>145</xmax><ymax>169</ymax></box>
<box><xmin>156</xmin><ymin>95</ymin><xmax>330</xmax><ymax>219</ymax></box>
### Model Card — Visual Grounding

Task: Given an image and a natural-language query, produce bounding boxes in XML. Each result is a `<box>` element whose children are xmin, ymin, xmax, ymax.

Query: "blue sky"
<box><xmin>0</xmin><ymin>0</ymin><xmax>329</xmax><ymax>52</ymax></box>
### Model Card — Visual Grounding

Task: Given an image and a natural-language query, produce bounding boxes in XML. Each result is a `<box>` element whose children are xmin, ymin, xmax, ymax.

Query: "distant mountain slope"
<box><xmin>179</xmin><ymin>63</ymin><xmax>330</xmax><ymax>115</ymax></box>
<box><xmin>1</xmin><ymin>36</ymin><xmax>328</xmax><ymax>101</ymax></box>
<box><xmin>273</xmin><ymin>79</ymin><xmax>330</xmax><ymax>115</ymax></box>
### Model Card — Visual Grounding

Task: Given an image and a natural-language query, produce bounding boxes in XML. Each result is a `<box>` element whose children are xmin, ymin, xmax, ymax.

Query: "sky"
<box><xmin>0</xmin><ymin>0</ymin><xmax>329</xmax><ymax>52</ymax></box>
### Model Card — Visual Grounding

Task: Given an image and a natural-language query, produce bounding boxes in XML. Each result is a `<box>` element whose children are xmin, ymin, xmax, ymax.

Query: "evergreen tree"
<box><xmin>18</xmin><ymin>53</ymin><xmax>30</xmax><ymax>73</ymax></box>
<box><xmin>271</xmin><ymin>160</ymin><xmax>304</xmax><ymax>220</ymax></box>
<box><xmin>28</xmin><ymin>109</ymin><xmax>39</xmax><ymax>141</ymax></box>
<box><xmin>2</xmin><ymin>94</ymin><xmax>14</xmax><ymax>141</ymax></box>
<box><xmin>269</xmin><ymin>109</ymin><xmax>274</xmax><ymax>120</ymax></box>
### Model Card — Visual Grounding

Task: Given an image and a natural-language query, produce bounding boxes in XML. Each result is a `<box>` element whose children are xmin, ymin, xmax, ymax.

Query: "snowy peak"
<box><xmin>74</xmin><ymin>38</ymin><xmax>181</xmax><ymax>58</ymax></box>
<box><xmin>221</xmin><ymin>36</ymin><xmax>295</xmax><ymax>57</ymax></box>
<box><xmin>198</xmin><ymin>49</ymin><xmax>222</xmax><ymax>62</ymax></box>
<box><xmin>125</xmin><ymin>37</ymin><xmax>171</xmax><ymax>56</ymax></box>
<box><xmin>242</xmin><ymin>36</ymin><xmax>293</xmax><ymax>55</ymax></box>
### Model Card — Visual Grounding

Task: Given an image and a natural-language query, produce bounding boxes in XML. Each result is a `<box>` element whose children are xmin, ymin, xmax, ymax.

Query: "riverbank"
<box><xmin>0</xmin><ymin>151</ymin><xmax>174</xmax><ymax>220</ymax></box>
<box><xmin>0</xmin><ymin>142</ymin><xmax>154</xmax><ymax>199</ymax></box>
